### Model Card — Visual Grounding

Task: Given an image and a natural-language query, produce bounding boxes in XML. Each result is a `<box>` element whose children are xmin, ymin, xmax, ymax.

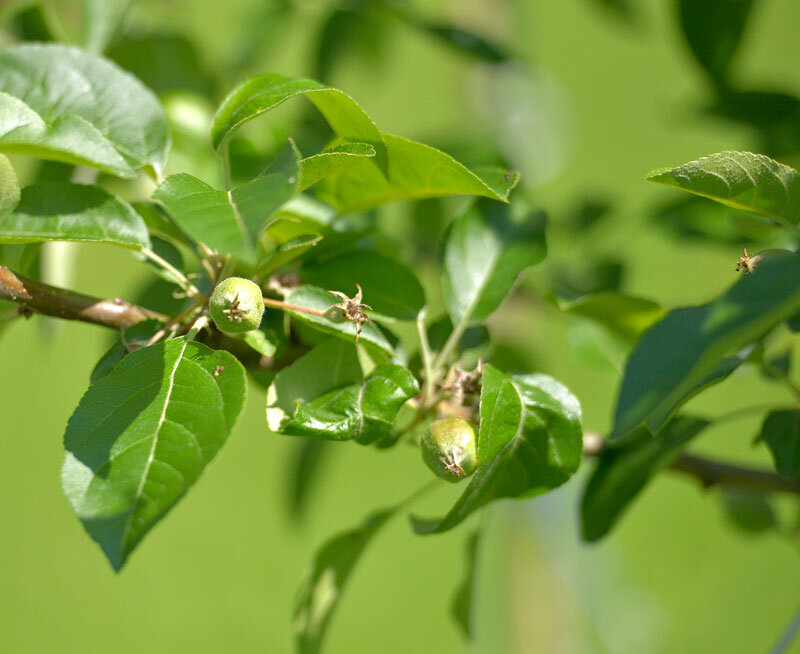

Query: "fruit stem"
<box><xmin>140</xmin><ymin>246</ymin><xmax>200</xmax><ymax>297</ymax></box>
<box><xmin>145</xmin><ymin>294</ymin><xmax>209</xmax><ymax>346</ymax></box>
<box><xmin>416</xmin><ymin>312</ymin><xmax>436</xmax><ymax>405</ymax></box>
<box><xmin>263</xmin><ymin>297</ymin><xmax>327</xmax><ymax>317</ymax></box>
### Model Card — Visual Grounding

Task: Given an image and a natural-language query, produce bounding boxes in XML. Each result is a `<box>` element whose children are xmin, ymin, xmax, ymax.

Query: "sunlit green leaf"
<box><xmin>581</xmin><ymin>416</ymin><xmax>710</xmax><ymax>542</ymax></box>
<box><xmin>318</xmin><ymin>135</ymin><xmax>519</xmax><ymax>212</ymax></box>
<box><xmin>0</xmin><ymin>182</ymin><xmax>149</xmax><ymax>249</ymax></box>
<box><xmin>443</xmin><ymin>200</ymin><xmax>546</xmax><ymax>328</ymax></box>
<box><xmin>0</xmin><ymin>44</ymin><xmax>170</xmax><ymax>178</ymax></box>
<box><xmin>300</xmin><ymin>249</ymin><xmax>425</xmax><ymax>321</ymax></box>
<box><xmin>154</xmin><ymin>140</ymin><xmax>300</xmax><ymax>263</ymax></box>
<box><xmin>414</xmin><ymin>365</ymin><xmax>581</xmax><ymax>534</ymax></box>
<box><xmin>62</xmin><ymin>337</ymin><xmax>247</xmax><ymax>570</ymax></box>
<box><xmin>0</xmin><ymin>153</ymin><xmax>20</xmax><ymax>216</ymax></box>
<box><xmin>300</xmin><ymin>143</ymin><xmax>376</xmax><ymax>191</ymax></box>
<box><xmin>611</xmin><ymin>255</ymin><xmax>800</xmax><ymax>441</ymax></box>
<box><xmin>647</xmin><ymin>151</ymin><xmax>800</xmax><ymax>228</ymax></box>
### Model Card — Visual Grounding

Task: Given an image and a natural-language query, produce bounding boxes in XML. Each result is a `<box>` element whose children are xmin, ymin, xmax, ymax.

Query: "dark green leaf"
<box><xmin>581</xmin><ymin>416</ymin><xmax>710</xmax><ymax>542</ymax></box>
<box><xmin>678</xmin><ymin>0</ymin><xmax>755</xmax><ymax>82</ymax></box>
<box><xmin>0</xmin><ymin>182</ymin><xmax>150</xmax><ymax>249</ymax></box>
<box><xmin>611</xmin><ymin>256</ymin><xmax>800</xmax><ymax>441</ymax></box>
<box><xmin>443</xmin><ymin>200</ymin><xmax>546</xmax><ymax>327</ymax></box>
<box><xmin>414</xmin><ymin>365</ymin><xmax>581</xmax><ymax>534</ymax></box>
<box><xmin>210</xmin><ymin>72</ymin><xmax>385</xmax><ymax>166</ymax></box>
<box><xmin>62</xmin><ymin>337</ymin><xmax>247</xmax><ymax>570</ymax></box>
<box><xmin>451</xmin><ymin>529</ymin><xmax>481</xmax><ymax>640</ymax></box>
<box><xmin>154</xmin><ymin>140</ymin><xmax>300</xmax><ymax>263</ymax></box>
<box><xmin>722</xmin><ymin>489</ymin><xmax>776</xmax><ymax>534</ymax></box>
<box><xmin>300</xmin><ymin>250</ymin><xmax>425</xmax><ymax>321</ymax></box>
<box><xmin>283</xmin><ymin>285</ymin><xmax>396</xmax><ymax>356</ymax></box>
<box><xmin>318</xmin><ymin>136</ymin><xmax>518</xmax><ymax>212</ymax></box>
<box><xmin>294</xmin><ymin>507</ymin><xmax>394</xmax><ymax>654</ymax></box>
<box><xmin>0</xmin><ymin>44</ymin><xmax>170</xmax><ymax>178</ymax></box>
<box><xmin>647</xmin><ymin>151</ymin><xmax>800</xmax><ymax>228</ymax></box>
<box><xmin>760</xmin><ymin>410</ymin><xmax>800</xmax><ymax>481</ymax></box>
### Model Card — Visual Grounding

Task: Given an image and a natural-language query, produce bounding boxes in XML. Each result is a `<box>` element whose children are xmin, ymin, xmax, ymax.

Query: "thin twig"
<box><xmin>145</xmin><ymin>295</ymin><xmax>209</xmax><ymax>347</ymax></box>
<box><xmin>416</xmin><ymin>312</ymin><xmax>436</xmax><ymax>405</ymax></box>
<box><xmin>582</xmin><ymin>432</ymin><xmax>800</xmax><ymax>495</ymax></box>
<box><xmin>263</xmin><ymin>296</ymin><xmax>327</xmax><ymax>317</ymax></box>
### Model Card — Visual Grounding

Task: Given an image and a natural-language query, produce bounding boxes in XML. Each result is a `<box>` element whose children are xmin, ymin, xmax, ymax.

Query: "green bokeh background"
<box><xmin>1</xmin><ymin>1</ymin><xmax>799</xmax><ymax>652</ymax></box>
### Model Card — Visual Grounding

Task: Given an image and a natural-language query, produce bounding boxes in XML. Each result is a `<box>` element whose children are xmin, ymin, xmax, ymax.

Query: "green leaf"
<box><xmin>678</xmin><ymin>0</ymin><xmax>755</xmax><ymax>81</ymax></box>
<box><xmin>0</xmin><ymin>153</ymin><xmax>20</xmax><ymax>216</ymax></box>
<box><xmin>451</xmin><ymin>529</ymin><xmax>481</xmax><ymax>640</ymax></box>
<box><xmin>299</xmin><ymin>143</ymin><xmax>376</xmax><ymax>191</ymax></box>
<box><xmin>62</xmin><ymin>337</ymin><xmax>246</xmax><ymax>571</ymax></box>
<box><xmin>80</xmin><ymin>0</ymin><xmax>131</xmax><ymax>54</ymax></box>
<box><xmin>721</xmin><ymin>489</ymin><xmax>777</xmax><ymax>534</ymax></box>
<box><xmin>611</xmin><ymin>255</ymin><xmax>800</xmax><ymax>441</ymax></box>
<box><xmin>294</xmin><ymin>507</ymin><xmax>394</xmax><ymax>654</ymax></box>
<box><xmin>406</xmin><ymin>20</ymin><xmax>511</xmax><ymax>63</ymax></box>
<box><xmin>443</xmin><ymin>200</ymin><xmax>546</xmax><ymax>328</ymax></box>
<box><xmin>0</xmin><ymin>44</ymin><xmax>170</xmax><ymax>178</ymax></box>
<box><xmin>580</xmin><ymin>416</ymin><xmax>710</xmax><ymax>542</ymax></box>
<box><xmin>90</xmin><ymin>320</ymin><xmax>163</xmax><ymax>383</ymax></box>
<box><xmin>553</xmin><ymin>291</ymin><xmax>664</xmax><ymax>343</ymax></box>
<box><xmin>414</xmin><ymin>365</ymin><xmax>582</xmax><ymax>534</ymax></box>
<box><xmin>283</xmin><ymin>285</ymin><xmax>396</xmax><ymax>356</ymax></box>
<box><xmin>318</xmin><ymin>135</ymin><xmax>518</xmax><ymax>212</ymax></box>
<box><xmin>0</xmin><ymin>182</ymin><xmax>150</xmax><ymax>249</ymax></box>
<box><xmin>273</xmin><ymin>364</ymin><xmax>418</xmax><ymax>444</ymax></box>
<box><xmin>210</xmin><ymin>72</ymin><xmax>385</xmax><ymax>165</ymax></box>
<box><xmin>154</xmin><ymin>140</ymin><xmax>300</xmax><ymax>263</ymax></box>
<box><xmin>287</xmin><ymin>439</ymin><xmax>333</xmax><ymax>519</ymax></box>
<box><xmin>647</xmin><ymin>151</ymin><xmax>800</xmax><ymax>228</ymax></box>
<box><xmin>300</xmin><ymin>250</ymin><xmax>425</xmax><ymax>321</ymax></box>
<box><xmin>257</xmin><ymin>234</ymin><xmax>322</xmax><ymax>276</ymax></box>
<box><xmin>759</xmin><ymin>410</ymin><xmax>800</xmax><ymax>481</ymax></box>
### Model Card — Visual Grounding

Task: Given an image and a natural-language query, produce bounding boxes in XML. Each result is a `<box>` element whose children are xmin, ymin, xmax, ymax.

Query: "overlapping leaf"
<box><xmin>0</xmin><ymin>182</ymin><xmax>149</xmax><ymax>248</ymax></box>
<box><xmin>443</xmin><ymin>199</ymin><xmax>546</xmax><ymax>328</ymax></box>
<box><xmin>647</xmin><ymin>151</ymin><xmax>800</xmax><ymax>227</ymax></box>
<box><xmin>266</xmin><ymin>338</ymin><xmax>417</xmax><ymax>443</ymax></box>
<box><xmin>581</xmin><ymin>416</ymin><xmax>710</xmax><ymax>542</ymax></box>
<box><xmin>0</xmin><ymin>153</ymin><xmax>20</xmax><ymax>216</ymax></box>
<box><xmin>0</xmin><ymin>44</ymin><xmax>169</xmax><ymax>178</ymax></box>
<box><xmin>759</xmin><ymin>410</ymin><xmax>800</xmax><ymax>481</ymax></box>
<box><xmin>414</xmin><ymin>365</ymin><xmax>582</xmax><ymax>534</ymax></box>
<box><xmin>154</xmin><ymin>140</ymin><xmax>300</xmax><ymax>263</ymax></box>
<box><xmin>62</xmin><ymin>337</ymin><xmax>246</xmax><ymax>570</ymax></box>
<box><xmin>611</xmin><ymin>255</ymin><xmax>800</xmax><ymax>441</ymax></box>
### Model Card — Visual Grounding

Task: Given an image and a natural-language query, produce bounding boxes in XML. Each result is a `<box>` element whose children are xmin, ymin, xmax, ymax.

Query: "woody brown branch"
<box><xmin>582</xmin><ymin>432</ymin><xmax>800</xmax><ymax>495</ymax></box>
<box><xmin>0</xmin><ymin>265</ymin><xmax>167</xmax><ymax>329</ymax></box>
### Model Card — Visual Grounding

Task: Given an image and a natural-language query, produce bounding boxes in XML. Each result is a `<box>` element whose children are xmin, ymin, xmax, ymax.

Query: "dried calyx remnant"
<box><xmin>735</xmin><ymin>248</ymin><xmax>793</xmax><ymax>273</ymax></box>
<box><xmin>327</xmin><ymin>283</ymin><xmax>372</xmax><ymax>343</ymax></box>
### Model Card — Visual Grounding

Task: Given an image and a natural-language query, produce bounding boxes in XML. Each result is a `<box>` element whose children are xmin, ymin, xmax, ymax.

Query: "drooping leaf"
<box><xmin>759</xmin><ymin>410</ymin><xmax>800</xmax><ymax>481</ymax></box>
<box><xmin>154</xmin><ymin>140</ymin><xmax>300</xmax><ymax>263</ymax></box>
<box><xmin>287</xmin><ymin>439</ymin><xmax>333</xmax><ymax>519</ymax></box>
<box><xmin>300</xmin><ymin>249</ymin><xmax>425</xmax><ymax>321</ymax></box>
<box><xmin>610</xmin><ymin>256</ymin><xmax>800</xmax><ymax>441</ymax></box>
<box><xmin>677</xmin><ymin>0</ymin><xmax>755</xmax><ymax>82</ymax></box>
<box><xmin>553</xmin><ymin>291</ymin><xmax>664</xmax><ymax>343</ymax></box>
<box><xmin>318</xmin><ymin>135</ymin><xmax>519</xmax><ymax>212</ymax></box>
<box><xmin>210</xmin><ymin>72</ymin><xmax>385</xmax><ymax>166</ymax></box>
<box><xmin>62</xmin><ymin>337</ymin><xmax>247</xmax><ymax>570</ymax></box>
<box><xmin>283</xmin><ymin>285</ymin><xmax>396</xmax><ymax>356</ymax></box>
<box><xmin>299</xmin><ymin>143</ymin><xmax>376</xmax><ymax>191</ymax></box>
<box><xmin>647</xmin><ymin>151</ymin><xmax>800</xmax><ymax>228</ymax></box>
<box><xmin>0</xmin><ymin>44</ymin><xmax>170</xmax><ymax>178</ymax></box>
<box><xmin>294</xmin><ymin>507</ymin><xmax>394</xmax><ymax>654</ymax></box>
<box><xmin>0</xmin><ymin>153</ymin><xmax>20</xmax><ymax>216</ymax></box>
<box><xmin>80</xmin><ymin>0</ymin><xmax>131</xmax><ymax>54</ymax></box>
<box><xmin>404</xmin><ymin>17</ymin><xmax>511</xmax><ymax>62</ymax></box>
<box><xmin>273</xmin><ymin>363</ymin><xmax>418</xmax><ymax>444</ymax></box>
<box><xmin>414</xmin><ymin>365</ymin><xmax>582</xmax><ymax>534</ymax></box>
<box><xmin>0</xmin><ymin>182</ymin><xmax>150</xmax><ymax>249</ymax></box>
<box><xmin>581</xmin><ymin>416</ymin><xmax>710</xmax><ymax>542</ymax></box>
<box><xmin>442</xmin><ymin>199</ymin><xmax>546</xmax><ymax>328</ymax></box>
<box><xmin>451</xmin><ymin>528</ymin><xmax>481</xmax><ymax>640</ymax></box>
